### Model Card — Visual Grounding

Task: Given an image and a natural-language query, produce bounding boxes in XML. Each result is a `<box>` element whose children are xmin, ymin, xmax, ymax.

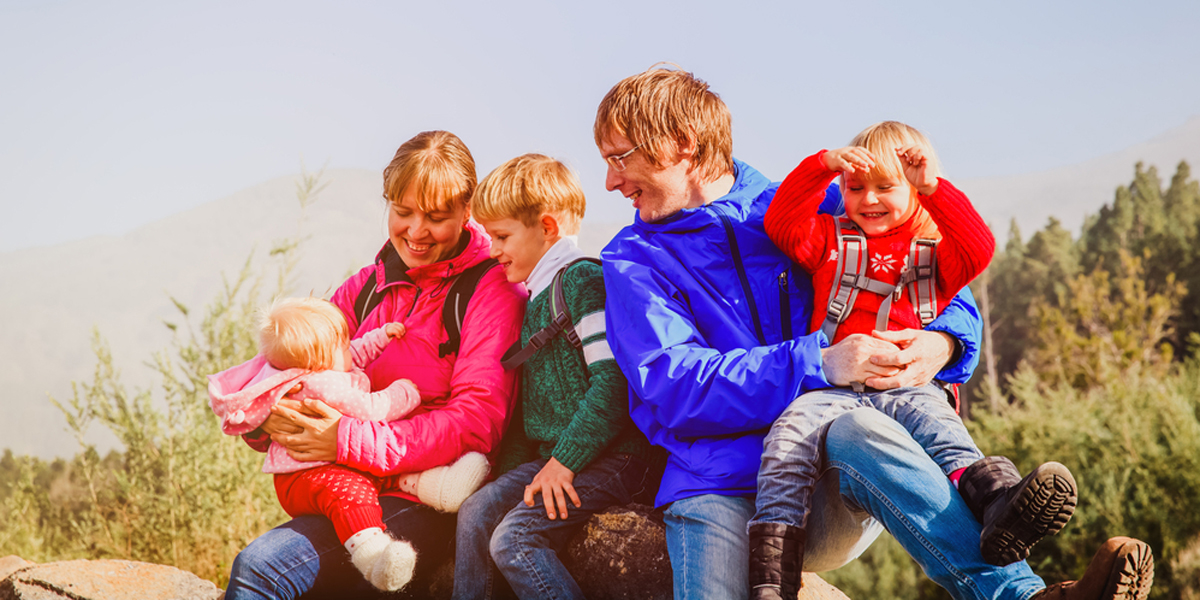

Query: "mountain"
<box><xmin>960</xmin><ymin>116</ymin><xmax>1200</xmax><ymax>237</ymax></box>
<box><xmin>2</xmin><ymin>116</ymin><xmax>1197</xmax><ymax>459</ymax></box>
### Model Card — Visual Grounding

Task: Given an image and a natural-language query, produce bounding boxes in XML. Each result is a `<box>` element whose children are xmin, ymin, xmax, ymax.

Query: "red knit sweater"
<box><xmin>764</xmin><ymin>151</ymin><xmax>995</xmax><ymax>344</ymax></box>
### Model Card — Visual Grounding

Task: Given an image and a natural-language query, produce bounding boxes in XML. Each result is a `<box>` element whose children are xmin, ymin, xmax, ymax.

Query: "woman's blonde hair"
<box><xmin>259</xmin><ymin>297</ymin><xmax>349</xmax><ymax>371</ymax></box>
<box><xmin>594</xmin><ymin>64</ymin><xmax>733</xmax><ymax>183</ymax></box>
<box><xmin>848</xmin><ymin>121</ymin><xmax>942</xmax><ymax>183</ymax></box>
<box><xmin>383</xmin><ymin>130</ymin><xmax>477</xmax><ymax>213</ymax></box>
<box><xmin>473</xmin><ymin>154</ymin><xmax>586</xmax><ymax>234</ymax></box>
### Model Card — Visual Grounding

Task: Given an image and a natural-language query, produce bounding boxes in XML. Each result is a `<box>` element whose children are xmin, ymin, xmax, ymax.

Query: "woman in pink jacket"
<box><xmin>225</xmin><ymin>130</ymin><xmax>526</xmax><ymax>599</ymax></box>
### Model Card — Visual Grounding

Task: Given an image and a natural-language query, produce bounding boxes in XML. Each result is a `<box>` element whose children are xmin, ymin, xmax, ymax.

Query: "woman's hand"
<box><xmin>269</xmin><ymin>398</ymin><xmax>343</xmax><ymax>462</ymax></box>
<box><xmin>896</xmin><ymin>145</ymin><xmax>938</xmax><ymax>196</ymax></box>
<box><xmin>524</xmin><ymin>458</ymin><xmax>581</xmax><ymax>520</ymax></box>
<box><xmin>821</xmin><ymin>333</ymin><xmax>903</xmax><ymax>387</ymax></box>
<box><xmin>865</xmin><ymin>329</ymin><xmax>955</xmax><ymax>389</ymax></box>
<box><xmin>822</xmin><ymin>147</ymin><xmax>876</xmax><ymax>175</ymax></box>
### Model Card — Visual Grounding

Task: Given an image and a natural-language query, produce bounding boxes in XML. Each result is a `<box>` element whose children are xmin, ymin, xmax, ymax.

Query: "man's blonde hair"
<box><xmin>594</xmin><ymin>64</ymin><xmax>733</xmax><ymax>182</ymax></box>
<box><xmin>473</xmin><ymin>154</ymin><xmax>586</xmax><ymax>235</ymax></box>
<box><xmin>849</xmin><ymin>121</ymin><xmax>942</xmax><ymax>183</ymax></box>
<box><xmin>383</xmin><ymin>130</ymin><xmax>477</xmax><ymax>213</ymax></box>
<box><xmin>259</xmin><ymin>297</ymin><xmax>349</xmax><ymax>371</ymax></box>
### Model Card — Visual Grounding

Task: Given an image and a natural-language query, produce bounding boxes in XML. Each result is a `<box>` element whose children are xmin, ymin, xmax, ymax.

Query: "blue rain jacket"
<box><xmin>601</xmin><ymin>159</ymin><xmax>982</xmax><ymax>506</ymax></box>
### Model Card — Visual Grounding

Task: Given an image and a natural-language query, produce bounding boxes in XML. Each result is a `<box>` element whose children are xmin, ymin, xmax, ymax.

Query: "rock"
<box><xmin>0</xmin><ymin>558</ymin><xmax>32</xmax><ymax>584</ymax></box>
<box><xmin>0</xmin><ymin>559</ymin><xmax>222</xmax><ymax>600</ymax></box>
<box><xmin>428</xmin><ymin>504</ymin><xmax>848</xmax><ymax>600</ymax></box>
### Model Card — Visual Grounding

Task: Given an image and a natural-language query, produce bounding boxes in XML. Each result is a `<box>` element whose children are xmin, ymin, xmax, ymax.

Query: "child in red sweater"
<box><xmin>748</xmin><ymin>122</ymin><xmax>1077</xmax><ymax>599</ymax></box>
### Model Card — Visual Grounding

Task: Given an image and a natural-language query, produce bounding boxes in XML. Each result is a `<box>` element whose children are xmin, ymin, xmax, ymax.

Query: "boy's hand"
<box><xmin>384</xmin><ymin>322</ymin><xmax>406</xmax><ymax>340</ymax></box>
<box><xmin>896</xmin><ymin>145</ymin><xmax>938</xmax><ymax>196</ymax></box>
<box><xmin>524</xmin><ymin>458</ymin><xmax>581</xmax><ymax>520</ymax></box>
<box><xmin>823</xmin><ymin>147</ymin><xmax>875</xmax><ymax>174</ymax></box>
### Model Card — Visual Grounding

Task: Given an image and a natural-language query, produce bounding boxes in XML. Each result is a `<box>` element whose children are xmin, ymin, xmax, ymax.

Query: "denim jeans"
<box><xmin>754</xmin><ymin>383</ymin><xmax>983</xmax><ymax>529</ymax></box>
<box><xmin>666</xmin><ymin>409</ymin><xmax>1045</xmax><ymax>600</ymax></box>
<box><xmin>225</xmin><ymin>495</ymin><xmax>455</xmax><ymax>600</ymax></box>
<box><xmin>452</xmin><ymin>454</ymin><xmax>651</xmax><ymax>600</ymax></box>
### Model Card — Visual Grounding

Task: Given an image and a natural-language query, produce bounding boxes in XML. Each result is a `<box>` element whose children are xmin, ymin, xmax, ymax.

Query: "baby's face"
<box><xmin>330</xmin><ymin>342</ymin><xmax>353</xmax><ymax>372</ymax></box>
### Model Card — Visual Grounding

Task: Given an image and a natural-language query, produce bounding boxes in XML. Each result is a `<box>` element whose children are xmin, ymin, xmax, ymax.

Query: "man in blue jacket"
<box><xmin>593</xmin><ymin>65</ymin><xmax>1153</xmax><ymax>600</ymax></box>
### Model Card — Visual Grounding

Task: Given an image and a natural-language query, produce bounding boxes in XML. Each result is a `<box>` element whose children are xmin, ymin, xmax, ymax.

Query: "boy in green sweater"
<box><xmin>452</xmin><ymin>153</ymin><xmax>660</xmax><ymax>600</ymax></box>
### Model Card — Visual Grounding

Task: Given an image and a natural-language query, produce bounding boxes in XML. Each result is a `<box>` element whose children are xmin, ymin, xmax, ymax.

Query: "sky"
<box><xmin>2</xmin><ymin>0</ymin><xmax>1199</xmax><ymax>254</ymax></box>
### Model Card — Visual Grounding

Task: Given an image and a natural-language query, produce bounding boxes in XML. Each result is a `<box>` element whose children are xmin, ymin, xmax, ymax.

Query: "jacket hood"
<box><xmin>207</xmin><ymin>355</ymin><xmax>307</xmax><ymax>434</ymax></box>
<box><xmin>369</xmin><ymin>220</ymin><xmax>495</xmax><ymax>294</ymax></box>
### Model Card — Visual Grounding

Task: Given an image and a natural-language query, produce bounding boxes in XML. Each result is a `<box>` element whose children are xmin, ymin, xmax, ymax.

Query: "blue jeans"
<box><xmin>452</xmin><ymin>454</ymin><xmax>651</xmax><ymax>600</ymax></box>
<box><xmin>754</xmin><ymin>383</ymin><xmax>983</xmax><ymax>529</ymax></box>
<box><xmin>225</xmin><ymin>496</ymin><xmax>455</xmax><ymax>600</ymax></box>
<box><xmin>666</xmin><ymin>409</ymin><xmax>1045</xmax><ymax>600</ymax></box>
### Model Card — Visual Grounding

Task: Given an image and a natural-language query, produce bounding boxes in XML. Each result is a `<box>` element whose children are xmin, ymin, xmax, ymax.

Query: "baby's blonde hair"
<box><xmin>259</xmin><ymin>297</ymin><xmax>349</xmax><ymax>371</ymax></box>
<box><xmin>383</xmin><ymin>130</ymin><xmax>477</xmax><ymax>213</ymax></box>
<box><xmin>849</xmin><ymin>121</ymin><xmax>942</xmax><ymax>183</ymax></box>
<box><xmin>473</xmin><ymin>154</ymin><xmax>586</xmax><ymax>234</ymax></box>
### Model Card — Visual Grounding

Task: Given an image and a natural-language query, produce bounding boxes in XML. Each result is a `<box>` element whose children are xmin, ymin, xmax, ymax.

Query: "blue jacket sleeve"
<box><xmin>925</xmin><ymin>285</ymin><xmax>981</xmax><ymax>384</ymax></box>
<box><xmin>604</xmin><ymin>258</ymin><xmax>830</xmax><ymax>439</ymax></box>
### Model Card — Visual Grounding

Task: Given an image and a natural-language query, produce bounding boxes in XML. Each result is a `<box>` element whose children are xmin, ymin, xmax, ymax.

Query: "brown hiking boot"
<box><xmin>1032</xmin><ymin>537</ymin><xmax>1154</xmax><ymax>600</ymax></box>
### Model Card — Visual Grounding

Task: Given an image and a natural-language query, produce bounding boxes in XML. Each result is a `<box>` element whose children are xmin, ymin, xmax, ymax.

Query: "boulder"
<box><xmin>428</xmin><ymin>504</ymin><xmax>848</xmax><ymax>600</ymax></box>
<box><xmin>0</xmin><ymin>559</ymin><xmax>221</xmax><ymax>600</ymax></box>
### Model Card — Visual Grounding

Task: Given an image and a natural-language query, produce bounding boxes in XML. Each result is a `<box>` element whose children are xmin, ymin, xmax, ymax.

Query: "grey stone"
<box><xmin>0</xmin><ymin>559</ymin><xmax>221</xmax><ymax>600</ymax></box>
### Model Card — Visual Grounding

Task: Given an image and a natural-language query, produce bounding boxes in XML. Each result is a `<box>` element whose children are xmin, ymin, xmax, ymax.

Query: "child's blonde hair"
<box><xmin>383</xmin><ymin>130</ymin><xmax>477</xmax><ymax>213</ymax></box>
<box><xmin>473</xmin><ymin>154</ymin><xmax>586</xmax><ymax>235</ymax></box>
<box><xmin>259</xmin><ymin>297</ymin><xmax>349</xmax><ymax>371</ymax></box>
<box><xmin>593</xmin><ymin>63</ymin><xmax>733</xmax><ymax>183</ymax></box>
<box><xmin>849</xmin><ymin>121</ymin><xmax>942</xmax><ymax>183</ymax></box>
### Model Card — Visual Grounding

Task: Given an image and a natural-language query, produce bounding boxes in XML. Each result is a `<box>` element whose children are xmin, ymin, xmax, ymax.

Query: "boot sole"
<box><xmin>981</xmin><ymin>462</ymin><xmax>1077</xmax><ymax>566</ymax></box>
<box><xmin>1105</xmin><ymin>539</ymin><xmax>1154</xmax><ymax>600</ymax></box>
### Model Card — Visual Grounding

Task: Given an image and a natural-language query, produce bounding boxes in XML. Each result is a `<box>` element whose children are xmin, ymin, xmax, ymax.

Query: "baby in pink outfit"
<box><xmin>208</xmin><ymin>297</ymin><xmax>488</xmax><ymax>592</ymax></box>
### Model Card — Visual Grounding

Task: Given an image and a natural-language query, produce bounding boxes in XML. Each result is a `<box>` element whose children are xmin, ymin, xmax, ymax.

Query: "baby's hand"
<box><xmin>896</xmin><ymin>145</ymin><xmax>938</xmax><ymax>196</ymax></box>
<box><xmin>384</xmin><ymin>322</ymin><xmax>406</xmax><ymax>340</ymax></box>
<box><xmin>823</xmin><ymin>147</ymin><xmax>875</xmax><ymax>174</ymax></box>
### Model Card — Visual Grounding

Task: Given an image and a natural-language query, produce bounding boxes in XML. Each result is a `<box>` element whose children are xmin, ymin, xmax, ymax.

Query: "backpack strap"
<box><xmin>821</xmin><ymin>217</ymin><xmax>872</xmax><ymax>341</ymax></box>
<box><xmin>500</xmin><ymin>257</ymin><xmax>601</xmax><ymax>370</ymax></box>
<box><xmin>907</xmin><ymin>238</ymin><xmax>938</xmax><ymax>327</ymax></box>
<box><xmin>353</xmin><ymin>271</ymin><xmax>383</xmax><ymax>328</ymax></box>
<box><xmin>438</xmin><ymin>258</ymin><xmax>501</xmax><ymax>358</ymax></box>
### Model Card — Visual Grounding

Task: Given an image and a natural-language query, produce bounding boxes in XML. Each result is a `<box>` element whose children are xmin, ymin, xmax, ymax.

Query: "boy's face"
<box><xmin>841</xmin><ymin>172</ymin><xmax>918</xmax><ymax>236</ymax></box>
<box><xmin>480</xmin><ymin>217</ymin><xmax>555</xmax><ymax>284</ymax></box>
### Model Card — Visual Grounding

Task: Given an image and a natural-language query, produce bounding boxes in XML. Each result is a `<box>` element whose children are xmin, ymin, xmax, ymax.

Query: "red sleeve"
<box><xmin>336</xmin><ymin>266</ymin><xmax>526</xmax><ymax>476</ymax></box>
<box><xmin>918</xmin><ymin>178</ymin><xmax>996</xmax><ymax>294</ymax></box>
<box><xmin>764</xmin><ymin>151</ymin><xmax>839</xmax><ymax>272</ymax></box>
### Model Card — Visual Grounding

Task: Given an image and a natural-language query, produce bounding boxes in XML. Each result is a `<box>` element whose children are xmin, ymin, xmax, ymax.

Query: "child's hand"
<box><xmin>384</xmin><ymin>322</ymin><xmax>406</xmax><ymax>340</ymax></box>
<box><xmin>896</xmin><ymin>145</ymin><xmax>938</xmax><ymax>196</ymax></box>
<box><xmin>823</xmin><ymin>147</ymin><xmax>876</xmax><ymax>174</ymax></box>
<box><xmin>524</xmin><ymin>457</ymin><xmax>581</xmax><ymax>520</ymax></box>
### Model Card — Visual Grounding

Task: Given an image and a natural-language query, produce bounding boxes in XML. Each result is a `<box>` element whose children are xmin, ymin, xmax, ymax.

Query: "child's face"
<box><xmin>842</xmin><ymin>172</ymin><xmax>918</xmax><ymax>236</ymax></box>
<box><xmin>388</xmin><ymin>188</ymin><xmax>470</xmax><ymax>268</ymax></box>
<box><xmin>479</xmin><ymin>217</ymin><xmax>555</xmax><ymax>284</ymax></box>
<box><xmin>330</xmin><ymin>341</ymin><xmax>353</xmax><ymax>372</ymax></box>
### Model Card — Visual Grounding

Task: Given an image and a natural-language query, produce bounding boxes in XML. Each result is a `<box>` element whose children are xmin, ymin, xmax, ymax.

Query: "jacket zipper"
<box><xmin>778</xmin><ymin>271</ymin><xmax>792</xmax><ymax>340</ymax></box>
<box><xmin>717</xmin><ymin>209</ymin><xmax>766</xmax><ymax>346</ymax></box>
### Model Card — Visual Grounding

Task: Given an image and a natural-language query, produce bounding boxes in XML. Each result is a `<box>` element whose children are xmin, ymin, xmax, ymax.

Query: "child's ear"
<box><xmin>540</xmin><ymin>213</ymin><xmax>561</xmax><ymax>241</ymax></box>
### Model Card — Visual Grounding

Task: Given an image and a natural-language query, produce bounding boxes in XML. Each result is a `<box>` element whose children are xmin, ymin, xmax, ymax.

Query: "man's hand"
<box><xmin>821</xmin><ymin>334</ymin><xmax>903</xmax><ymax>387</ymax></box>
<box><xmin>865</xmin><ymin>329</ymin><xmax>955</xmax><ymax>389</ymax></box>
<box><xmin>269</xmin><ymin>398</ymin><xmax>343</xmax><ymax>462</ymax></box>
<box><xmin>524</xmin><ymin>458</ymin><xmax>581</xmax><ymax>520</ymax></box>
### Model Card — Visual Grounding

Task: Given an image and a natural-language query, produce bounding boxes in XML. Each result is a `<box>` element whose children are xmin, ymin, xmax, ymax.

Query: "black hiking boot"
<box><xmin>1031</xmin><ymin>536</ymin><xmax>1153</xmax><ymax>600</ymax></box>
<box><xmin>748</xmin><ymin>523</ymin><xmax>805</xmax><ymax>600</ymax></box>
<box><xmin>959</xmin><ymin>457</ymin><xmax>1078</xmax><ymax>566</ymax></box>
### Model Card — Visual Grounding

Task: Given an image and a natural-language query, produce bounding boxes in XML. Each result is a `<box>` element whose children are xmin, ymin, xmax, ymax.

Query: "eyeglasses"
<box><xmin>604</xmin><ymin>137</ymin><xmax>656</xmax><ymax>172</ymax></box>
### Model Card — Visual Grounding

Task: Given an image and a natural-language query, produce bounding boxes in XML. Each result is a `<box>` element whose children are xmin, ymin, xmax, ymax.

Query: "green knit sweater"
<box><xmin>494</xmin><ymin>258</ymin><xmax>660</xmax><ymax>476</ymax></box>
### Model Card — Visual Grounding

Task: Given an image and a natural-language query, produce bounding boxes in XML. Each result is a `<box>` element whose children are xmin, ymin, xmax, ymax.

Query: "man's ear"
<box><xmin>540</xmin><ymin>213</ymin><xmax>561</xmax><ymax>241</ymax></box>
<box><xmin>675</xmin><ymin>125</ymin><xmax>699</xmax><ymax>161</ymax></box>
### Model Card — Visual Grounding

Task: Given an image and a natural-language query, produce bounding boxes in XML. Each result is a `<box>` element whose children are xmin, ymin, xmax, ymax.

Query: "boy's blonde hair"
<box><xmin>849</xmin><ymin>121</ymin><xmax>942</xmax><ymax>183</ymax></box>
<box><xmin>259</xmin><ymin>297</ymin><xmax>349</xmax><ymax>371</ymax></box>
<box><xmin>473</xmin><ymin>154</ymin><xmax>586</xmax><ymax>235</ymax></box>
<box><xmin>383</xmin><ymin>130</ymin><xmax>477</xmax><ymax>213</ymax></box>
<box><xmin>594</xmin><ymin>64</ymin><xmax>733</xmax><ymax>183</ymax></box>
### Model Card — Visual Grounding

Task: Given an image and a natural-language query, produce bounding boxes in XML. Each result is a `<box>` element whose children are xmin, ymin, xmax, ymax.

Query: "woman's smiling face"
<box><xmin>387</xmin><ymin>188</ymin><xmax>469</xmax><ymax>267</ymax></box>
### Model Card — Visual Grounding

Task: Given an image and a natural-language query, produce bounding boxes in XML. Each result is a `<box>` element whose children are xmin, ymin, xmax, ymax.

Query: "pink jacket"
<box><xmin>330</xmin><ymin>221</ymin><xmax>526</xmax><ymax>486</ymax></box>
<box><xmin>209</xmin><ymin>327</ymin><xmax>420</xmax><ymax>473</ymax></box>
